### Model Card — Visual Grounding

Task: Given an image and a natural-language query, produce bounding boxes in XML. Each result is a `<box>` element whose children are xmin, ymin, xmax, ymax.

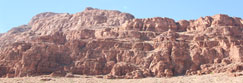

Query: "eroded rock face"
<box><xmin>186</xmin><ymin>14</ymin><xmax>243</xmax><ymax>32</ymax></box>
<box><xmin>0</xmin><ymin>7</ymin><xmax>242</xmax><ymax>78</ymax></box>
<box><xmin>29</xmin><ymin>7</ymin><xmax>134</xmax><ymax>36</ymax></box>
<box><xmin>122</xmin><ymin>17</ymin><xmax>177</xmax><ymax>32</ymax></box>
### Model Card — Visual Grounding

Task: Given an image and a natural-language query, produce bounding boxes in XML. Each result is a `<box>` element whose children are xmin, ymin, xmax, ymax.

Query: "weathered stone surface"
<box><xmin>122</xmin><ymin>17</ymin><xmax>177</xmax><ymax>32</ymax></box>
<box><xmin>110</xmin><ymin>62</ymin><xmax>138</xmax><ymax>76</ymax></box>
<box><xmin>50</xmin><ymin>70</ymin><xmax>67</xmax><ymax>77</ymax></box>
<box><xmin>0</xmin><ymin>7</ymin><xmax>242</xmax><ymax>79</ymax></box>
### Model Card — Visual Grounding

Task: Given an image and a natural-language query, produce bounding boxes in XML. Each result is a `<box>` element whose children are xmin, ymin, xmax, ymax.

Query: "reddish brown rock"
<box><xmin>50</xmin><ymin>70</ymin><xmax>67</xmax><ymax>77</ymax></box>
<box><xmin>164</xmin><ymin>69</ymin><xmax>173</xmax><ymax>77</ymax></box>
<box><xmin>132</xmin><ymin>43</ymin><xmax>154</xmax><ymax>51</ymax></box>
<box><xmin>177</xmin><ymin>20</ymin><xmax>189</xmax><ymax>32</ymax></box>
<box><xmin>110</xmin><ymin>62</ymin><xmax>138</xmax><ymax>76</ymax></box>
<box><xmin>0</xmin><ymin>7</ymin><xmax>242</xmax><ymax>79</ymax></box>
<box><xmin>229</xmin><ymin>45</ymin><xmax>243</xmax><ymax>62</ymax></box>
<box><xmin>122</xmin><ymin>17</ymin><xmax>178</xmax><ymax>32</ymax></box>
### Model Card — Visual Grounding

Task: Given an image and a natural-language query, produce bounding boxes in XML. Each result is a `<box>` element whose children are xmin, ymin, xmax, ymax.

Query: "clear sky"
<box><xmin>0</xmin><ymin>0</ymin><xmax>242</xmax><ymax>33</ymax></box>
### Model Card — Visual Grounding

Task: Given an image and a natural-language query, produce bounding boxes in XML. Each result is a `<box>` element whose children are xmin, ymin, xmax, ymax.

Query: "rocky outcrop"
<box><xmin>186</xmin><ymin>14</ymin><xmax>243</xmax><ymax>32</ymax></box>
<box><xmin>0</xmin><ymin>7</ymin><xmax>242</xmax><ymax>78</ymax></box>
<box><xmin>122</xmin><ymin>17</ymin><xmax>177</xmax><ymax>32</ymax></box>
<box><xmin>29</xmin><ymin>7</ymin><xmax>134</xmax><ymax>36</ymax></box>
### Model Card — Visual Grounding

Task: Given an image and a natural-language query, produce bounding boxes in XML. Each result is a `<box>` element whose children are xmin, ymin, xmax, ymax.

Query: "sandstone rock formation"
<box><xmin>0</xmin><ymin>7</ymin><xmax>242</xmax><ymax>78</ymax></box>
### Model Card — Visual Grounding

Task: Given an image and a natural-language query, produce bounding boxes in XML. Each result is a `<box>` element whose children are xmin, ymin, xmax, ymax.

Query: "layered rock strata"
<box><xmin>0</xmin><ymin>7</ymin><xmax>242</xmax><ymax>78</ymax></box>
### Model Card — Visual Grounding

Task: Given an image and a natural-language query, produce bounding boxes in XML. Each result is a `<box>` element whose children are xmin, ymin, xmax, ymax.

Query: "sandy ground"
<box><xmin>0</xmin><ymin>72</ymin><xmax>243</xmax><ymax>83</ymax></box>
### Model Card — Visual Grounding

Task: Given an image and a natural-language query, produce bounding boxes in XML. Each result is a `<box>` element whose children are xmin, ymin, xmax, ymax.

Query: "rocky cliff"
<box><xmin>0</xmin><ymin>7</ymin><xmax>242</xmax><ymax>78</ymax></box>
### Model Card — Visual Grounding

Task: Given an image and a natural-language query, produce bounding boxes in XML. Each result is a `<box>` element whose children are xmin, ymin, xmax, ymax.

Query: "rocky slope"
<box><xmin>0</xmin><ymin>7</ymin><xmax>242</xmax><ymax>78</ymax></box>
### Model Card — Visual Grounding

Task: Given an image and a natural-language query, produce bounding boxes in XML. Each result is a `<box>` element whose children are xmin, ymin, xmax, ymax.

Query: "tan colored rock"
<box><xmin>65</xmin><ymin>73</ymin><xmax>75</xmax><ymax>78</ymax></box>
<box><xmin>104</xmin><ymin>74</ymin><xmax>115</xmax><ymax>79</ymax></box>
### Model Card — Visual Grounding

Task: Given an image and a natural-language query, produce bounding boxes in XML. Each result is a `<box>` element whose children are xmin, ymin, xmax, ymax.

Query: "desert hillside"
<box><xmin>0</xmin><ymin>7</ymin><xmax>242</xmax><ymax>79</ymax></box>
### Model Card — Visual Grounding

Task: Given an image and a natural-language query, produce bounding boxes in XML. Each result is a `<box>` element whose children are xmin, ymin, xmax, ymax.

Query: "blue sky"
<box><xmin>0</xmin><ymin>0</ymin><xmax>242</xmax><ymax>33</ymax></box>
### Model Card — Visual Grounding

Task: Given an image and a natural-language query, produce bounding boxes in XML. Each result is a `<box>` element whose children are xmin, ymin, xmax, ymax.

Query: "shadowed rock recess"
<box><xmin>0</xmin><ymin>7</ymin><xmax>243</xmax><ymax>78</ymax></box>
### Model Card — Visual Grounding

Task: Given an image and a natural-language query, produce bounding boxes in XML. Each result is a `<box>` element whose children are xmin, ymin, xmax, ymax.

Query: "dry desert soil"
<box><xmin>0</xmin><ymin>72</ymin><xmax>243</xmax><ymax>83</ymax></box>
